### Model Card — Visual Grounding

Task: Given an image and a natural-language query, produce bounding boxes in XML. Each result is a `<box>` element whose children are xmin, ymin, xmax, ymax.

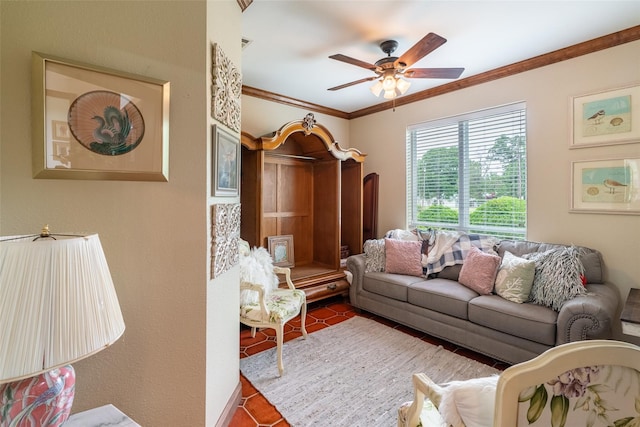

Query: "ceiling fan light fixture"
<box><xmin>370</xmin><ymin>80</ymin><xmax>383</xmax><ymax>97</ymax></box>
<box><xmin>383</xmin><ymin>89</ymin><xmax>397</xmax><ymax>100</ymax></box>
<box><xmin>382</xmin><ymin>74</ymin><xmax>397</xmax><ymax>92</ymax></box>
<box><xmin>396</xmin><ymin>77</ymin><xmax>411</xmax><ymax>95</ymax></box>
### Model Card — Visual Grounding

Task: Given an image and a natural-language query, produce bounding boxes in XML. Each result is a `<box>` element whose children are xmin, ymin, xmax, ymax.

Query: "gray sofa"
<box><xmin>346</xmin><ymin>239</ymin><xmax>620</xmax><ymax>365</ymax></box>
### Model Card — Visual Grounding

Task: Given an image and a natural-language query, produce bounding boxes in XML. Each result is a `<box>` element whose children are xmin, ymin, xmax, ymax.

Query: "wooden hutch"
<box><xmin>241</xmin><ymin>114</ymin><xmax>365</xmax><ymax>302</ymax></box>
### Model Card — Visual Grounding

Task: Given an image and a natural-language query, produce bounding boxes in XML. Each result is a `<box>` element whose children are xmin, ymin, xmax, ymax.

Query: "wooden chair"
<box><xmin>398</xmin><ymin>340</ymin><xmax>640</xmax><ymax>427</ymax></box>
<box><xmin>239</xmin><ymin>240</ymin><xmax>307</xmax><ymax>376</ymax></box>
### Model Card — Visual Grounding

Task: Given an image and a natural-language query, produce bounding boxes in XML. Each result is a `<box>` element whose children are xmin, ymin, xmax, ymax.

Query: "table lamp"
<box><xmin>0</xmin><ymin>226</ymin><xmax>125</xmax><ymax>426</ymax></box>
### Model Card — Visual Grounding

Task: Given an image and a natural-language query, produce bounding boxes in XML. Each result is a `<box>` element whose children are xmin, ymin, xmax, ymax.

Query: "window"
<box><xmin>406</xmin><ymin>103</ymin><xmax>527</xmax><ymax>239</ymax></box>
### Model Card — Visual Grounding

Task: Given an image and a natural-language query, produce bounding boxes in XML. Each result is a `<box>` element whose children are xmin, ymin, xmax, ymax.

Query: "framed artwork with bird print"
<box><xmin>31</xmin><ymin>52</ymin><xmax>170</xmax><ymax>181</ymax></box>
<box><xmin>571</xmin><ymin>158</ymin><xmax>640</xmax><ymax>214</ymax></box>
<box><xmin>570</xmin><ymin>84</ymin><xmax>640</xmax><ymax>148</ymax></box>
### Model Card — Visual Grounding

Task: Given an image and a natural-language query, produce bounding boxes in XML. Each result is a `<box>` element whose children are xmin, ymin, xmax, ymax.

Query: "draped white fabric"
<box><xmin>0</xmin><ymin>234</ymin><xmax>125</xmax><ymax>383</ymax></box>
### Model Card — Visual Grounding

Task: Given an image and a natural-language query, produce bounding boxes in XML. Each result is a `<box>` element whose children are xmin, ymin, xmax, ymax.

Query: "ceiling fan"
<box><xmin>328</xmin><ymin>33</ymin><xmax>464</xmax><ymax>99</ymax></box>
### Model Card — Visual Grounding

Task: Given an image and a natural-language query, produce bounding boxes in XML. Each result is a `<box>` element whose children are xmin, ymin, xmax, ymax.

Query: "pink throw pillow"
<box><xmin>458</xmin><ymin>246</ymin><xmax>501</xmax><ymax>294</ymax></box>
<box><xmin>384</xmin><ymin>238</ymin><xmax>423</xmax><ymax>277</ymax></box>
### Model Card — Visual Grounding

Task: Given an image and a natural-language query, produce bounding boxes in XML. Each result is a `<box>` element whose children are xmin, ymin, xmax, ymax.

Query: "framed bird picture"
<box><xmin>31</xmin><ymin>52</ymin><xmax>170</xmax><ymax>181</ymax></box>
<box><xmin>570</xmin><ymin>158</ymin><xmax>640</xmax><ymax>214</ymax></box>
<box><xmin>570</xmin><ymin>84</ymin><xmax>640</xmax><ymax>148</ymax></box>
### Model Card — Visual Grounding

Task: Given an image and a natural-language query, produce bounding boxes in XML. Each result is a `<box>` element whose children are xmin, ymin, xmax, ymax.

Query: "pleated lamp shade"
<box><xmin>0</xmin><ymin>233</ymin><xmax>125</xmax><ymax>383</ymax></box>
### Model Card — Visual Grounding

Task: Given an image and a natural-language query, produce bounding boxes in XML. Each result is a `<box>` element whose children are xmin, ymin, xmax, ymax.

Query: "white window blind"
<box><xmin>407</xmin><ymin>102</ymin><xmax>527</xmax><ymax>239</ymax></box>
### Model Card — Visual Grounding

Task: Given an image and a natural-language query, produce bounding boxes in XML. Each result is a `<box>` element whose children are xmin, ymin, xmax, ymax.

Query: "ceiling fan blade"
<box><xmin>404</xmin><ymin>67</ymin><xmax>465</xmax><ymax>79</ymax></box>
<box><xmin>329</xmin><ymin>54</ymin><xmax>377</xmax><ymax>71</ymax></box>
<box><xmin>328</xmin><ymin>76</ymin><xmax>378</xmax><ymax>91</ymax></box>
<box><xmin>395</xmin><ymin>33</ymin><xmax>447</xmax><ymax>69</ymax></box>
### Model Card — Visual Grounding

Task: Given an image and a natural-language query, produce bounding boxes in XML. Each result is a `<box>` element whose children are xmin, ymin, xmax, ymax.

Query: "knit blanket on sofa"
<box><xmin>426</xmin><ymin>233</ymin><xmax>499</xmax><ymax>276</ymax></box>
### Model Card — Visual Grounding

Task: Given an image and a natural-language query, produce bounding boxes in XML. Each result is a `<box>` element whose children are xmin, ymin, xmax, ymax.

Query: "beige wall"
<box><xmin>0</xmin><ymin>1</ymin><xmax>241</xmax><ymax>425</ymax></box>
<box><xmin>349</xmin><ymin>40</ymin><xmax>640</xmax><ymax>343</ymax></box>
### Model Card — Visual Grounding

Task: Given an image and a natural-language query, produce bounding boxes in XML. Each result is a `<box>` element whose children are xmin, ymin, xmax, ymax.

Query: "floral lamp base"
<box><xmin>0</xmin><ymin>365</ymin><xmax>75</xmax><ymax>427</ymax></box>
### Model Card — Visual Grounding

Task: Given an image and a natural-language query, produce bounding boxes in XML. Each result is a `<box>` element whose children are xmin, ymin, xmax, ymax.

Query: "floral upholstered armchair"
<box><xmin>239</xmin><ymin>239</ymin><xmax>307</xmax><ymax>376</ymax></box>
<box><xmin>398</xmin><ymin>340</ymin><xmax>640</xmax><ymax>427</ymax></box>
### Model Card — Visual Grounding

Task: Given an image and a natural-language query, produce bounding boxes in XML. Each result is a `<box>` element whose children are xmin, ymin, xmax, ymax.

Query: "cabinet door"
<box><xmin>362</xmin><ymin>172</ymin><xmax>379</xmax><ymax>243</ymax></box>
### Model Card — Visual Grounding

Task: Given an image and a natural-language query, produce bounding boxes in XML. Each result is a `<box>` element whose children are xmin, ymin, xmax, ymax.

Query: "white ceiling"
<box><xmin>241</xmin><ymin>1</ymin><xmax>640</xmax><ymax>113</ymax></box>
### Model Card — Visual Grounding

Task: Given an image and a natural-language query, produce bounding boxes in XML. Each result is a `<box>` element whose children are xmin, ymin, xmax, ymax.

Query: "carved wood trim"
<box><xmin>242</xmin><ymin>25</ymin><xmax>640</xmax><ymax>120</ymax></box>
<box><xmin>242</xmin><ymin>115</ymin><xmax>366</xmax><ymax>162</ymax></box>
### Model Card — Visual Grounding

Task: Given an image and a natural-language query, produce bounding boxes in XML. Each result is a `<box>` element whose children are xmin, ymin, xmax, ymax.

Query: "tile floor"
<box><xmin>232</xmin><ymin>297</ymin><xmax>510</xmax><ymax>426</ymax></box>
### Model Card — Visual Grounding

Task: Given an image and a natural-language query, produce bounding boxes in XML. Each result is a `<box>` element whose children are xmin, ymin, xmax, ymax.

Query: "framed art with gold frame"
<box><xmin>32</xmin><ymin>51</ymin><xmax>170</xmax><ymax>181</ymax></box>
<box><xmin>267</xmin><ymin>235</ymin><xmax>295</xmax><ymax>268</ymax></box>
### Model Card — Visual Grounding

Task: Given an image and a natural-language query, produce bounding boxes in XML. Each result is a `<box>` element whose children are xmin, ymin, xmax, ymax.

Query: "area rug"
<box><xmin>240</xmin><ymin>316</ymin><xmax>501</xmax><ymax>426</ymax></box>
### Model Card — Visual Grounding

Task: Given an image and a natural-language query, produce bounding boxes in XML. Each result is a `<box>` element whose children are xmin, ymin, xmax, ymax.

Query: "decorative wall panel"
<box><xmin>211</xmin><ymin>43</ymin><xmax>241</xmax><ymax>132</ymax></box>
<box><xmin>211</xmin><ymin>203</ymin><xmax>241</xmax><ymax>279</ymax></box>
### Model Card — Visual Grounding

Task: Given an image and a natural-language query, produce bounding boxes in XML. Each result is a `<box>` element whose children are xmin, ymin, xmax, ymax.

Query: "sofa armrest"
<box><xmin>556</xmin><ymin>282</ymin><xmax>620</xmax><ymax>345</ymax></box>
<box><xmin>346</xmin><ymin>254</ymin><xmax>366</xmax><ymax>305</ymax></box>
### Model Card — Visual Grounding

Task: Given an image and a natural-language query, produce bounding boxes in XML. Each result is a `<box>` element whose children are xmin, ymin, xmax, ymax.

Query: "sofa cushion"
<box><xmin>362</xmin><ymin>272</ymin><xmax>424</xmax><ymax>302</ymax></box>
<box><xmin>384</xmin><ymin>238</ymin><xmax>423</xmax><ymax>277</ymax></box>
<box><xmin>458</xmin><ymin>247</ymin><xmax>501</xmax><ymax>294</ymax></box>
<box><xmin>408</xmin><ymin>278</ymin><xmax>478</xmax><ymax>320</ymax></box>
<box><xmin>580</xmin><ymin>251</ymin><xmax>603</xmax><ymax>283</ymax></box>
<box><xmin>494</xmin><ymin>251</ymin><xmax>535</xmax><ymax>303</ymax></box>
<box><xmin>468</xmin><ymin>295</ymin><xmax>558</xmax><ymax>345</ymax></box>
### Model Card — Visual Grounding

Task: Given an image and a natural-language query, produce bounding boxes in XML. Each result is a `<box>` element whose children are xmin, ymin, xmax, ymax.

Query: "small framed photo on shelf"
<box><xmin>570</xmin><ymin>158</ymin><xmax>640</xmax><ymax>215</ymax></box>
<box><xmin>570</xmin><ymin>84</ymin><xmax>640</xmax><ymax>148</ymax></box>
<box><xmin>32</xmin><ymin>51</ymin><xmax>170</xmax><ymax>181</ymax></box>
<box><xmin>268</xmin><ymin>235</ymin><xmax>295</xmax><ymax>268</ymax></box>
<box><xmin>211</xmin><ymin>124</ymin><xmax>240</xmax><ymax>197</ymax></box>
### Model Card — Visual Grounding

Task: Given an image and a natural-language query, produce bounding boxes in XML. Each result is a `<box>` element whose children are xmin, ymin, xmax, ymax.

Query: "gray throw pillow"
<box><xmin>523</xmin><ymin>246</ymin><xmax>586</xmax><ymax>311</ymax></box>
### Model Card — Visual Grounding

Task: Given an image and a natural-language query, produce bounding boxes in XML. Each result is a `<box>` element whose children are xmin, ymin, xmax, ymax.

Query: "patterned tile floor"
<box><xmin>232</xmin><ymin>297</ymin><xmax>510</xmax><ymax>426</ymax></box>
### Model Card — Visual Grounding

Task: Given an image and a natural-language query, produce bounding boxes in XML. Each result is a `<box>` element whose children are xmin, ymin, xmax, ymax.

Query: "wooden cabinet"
<box><xmin>241</xmin><ymin>115</ymin><xmax>365</xmax><ymax>302</ymax></box>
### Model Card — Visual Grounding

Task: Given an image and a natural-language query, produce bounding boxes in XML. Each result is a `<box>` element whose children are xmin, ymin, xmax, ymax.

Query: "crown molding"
<box><xmin>241</xmin><ymin>86</ymin><xmax>350</xmax><ymax>119</ymax></box>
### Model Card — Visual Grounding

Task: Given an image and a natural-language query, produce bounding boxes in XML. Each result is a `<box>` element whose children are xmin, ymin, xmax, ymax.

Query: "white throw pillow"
<box><xmin>438</xmin><ymin>376</ymin><xmax>498</xmax><ymax>427</ymax></box>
